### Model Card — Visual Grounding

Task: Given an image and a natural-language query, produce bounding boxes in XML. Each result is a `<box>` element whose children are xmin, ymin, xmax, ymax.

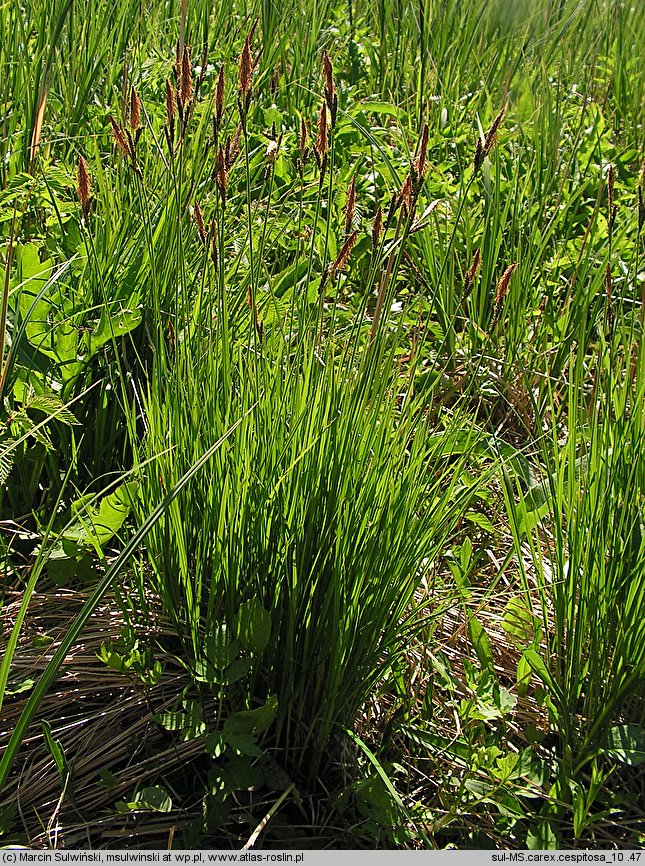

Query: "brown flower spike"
<box><xmin>313</xmin><ymin>101</ymin><xmax>328</xmax><ymax>168</ymax></box>
<box><xmin>76</xmin><ymin>155</ymin><xmax>92</xmax><ymax>219</ymax></box>
<box><xmin>179</xmin><ymin>45</ymin><xmax>193</xmax><ymax>110</ymax></box>
<box><xmin>129</xmin><ymin>88</ymin><xmax>142</xmax><ymax>132</ymax></box>
<box><xmin>109</xmin><ymin>116</ymin><xmax>131</xmax><ymax>159</ymax></box>
<box><xmin>238</xmin><ymin>34</ymin><xmax>253</xmax><ymax>116</ymax></box>
<box><xmin>495</xmin><ymin>262</ymin><xmax>517</xmax><ymax>306</ymax></box>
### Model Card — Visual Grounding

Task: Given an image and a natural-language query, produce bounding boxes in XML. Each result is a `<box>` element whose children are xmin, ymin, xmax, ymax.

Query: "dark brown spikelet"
<box><xmin>638</xmin><ymin>185</ymin><xmax>644</xmax><ymax>234</ymax></box>
<box><xmin>313</xmin><ymin>101</ymin><xmax>328</xmax><ymax>167</ymax></box>
<box><xmin>607</xmin><ymin>164</ymin><xmax>617</xmax><ymax>232</ymax></box>
<box><xmin>215</xmin><ymin>65</ymin><xmax>225</xmax><ymax>132</ymax></box>
<box><xmin>76</xmin><ymin>155</ymin><xmax>92</xmax><ymax>218</ymax></box>
<box><xmin>331</xmin><ymin>229</ymin><xmax>359</xmax><ymax>279</ymax></box>
<box><xmin>165</xmin><ymin>79</ymin><xmax>177</xmax><ymax>124</ymax></box>
<box><xmin>474</xmin><ymin>105</ymin><xmax>507</xmax><ymax>175</ymax></box>
<box><xmin>605</xmin><ymin>264</ymin><xmax>614</xmax><ymax>331</ymax></box>
<box><xmin>483</xmin><ymin>105</ymin><xmax>507</xmax><ymax>154</ymax></box>
<box><xmin>464</xmin><ymin>248</ymin><xmax>481</xmax><ymax>293</ymax></box>
<box><xmin>397</xmin><ymin>173</ymin><xmax>413</xmax><ymax>215</ymax></box>
<box><xmin>494</xmin><ymin>262</ymin><xmax>517</xmax><ymax>306</ymax></box>
<box><xmin>344</xmin><ymin>175</ymin><xmax>356</xmax><ymax>238</ymax></box>
<box><xmin>414</xmin><ymin>122</ymin><xmax>429</xmax><ymax>177</ymax></box>
<box><xmin>371</xmin><ymin>204</ymin><xmax>382</xmax><ymax>250</ymax></box>
<box><xmin>129</xmin><ymin>88</ymin><xmax>142</xmax><ymax>132</ymax></box>
<box><xmin>225</xmin><ymin>123</ymin><xmax>242</xmax><ymax>169</ymax></box>
<box><xmin>179</xmin><ymin>45</ymin><xmax>193</xmax><ymax>110</ymax></box>
<box><xmin>239</xmin><ymin>35</ymin><xmax>252</xmax><ymax>97</ymax></box>
<box><xmin>109</xmin><ymin>115</ymin><xmax>131</xmax><ymax>159</ymax></box>
<box><xmin>299</xmin><ymin>116</ymin><xmax>308</xmax><ymax>156</ymax></box>
<box><xmin>193</xmin><ymin>201</ymin><xmax>206</xmax><ymax>244</ymax></box>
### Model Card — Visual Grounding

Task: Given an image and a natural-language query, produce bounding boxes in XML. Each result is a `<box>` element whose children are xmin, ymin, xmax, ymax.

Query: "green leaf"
<box><xmin>502</xmin><ymin>597</ymin><xmax>535</xmax><ymax>646</ymax></box>
<box><xmin>468</xmin><ymin>616</ymin><xmax>494</xmax><ymax>674</ymax></box>
<box><xmin>602</xmin><ymin>725</ymin><xmax>645</xmax><ymax>766</ymax></box>
<box><xmin>42</xmin><ymin>719</ymin><xmax>68</xmax><ymax>783</ymax></box>
<box><xmin>86</xmin><ymin>306</ymin><xmax>142</xmax><ymax>355</ymax></box>
<box><xmin>64</xmin><ymin>482</ymin><xmax>138</xmax><ymax>549</ymax></box>
<box><xmin>527</xmin><ymin>821</ymin><xmax>558</xmax><ymax>850</ymax></box>
<box><xmin>223</xmin><ymin>695</ymin><xmax>278</xmax><ymax>738</ymax></box>
<box><xmin>222</xmin><ymin>732</ymin><xmax>263</xmax><ymax>757</ymax></box>
<box><xmin>117</xmin><ymin>785</ymin><xmax>172</xmax><ymax>813</ymax></box>
<box><xmin>235</xmin><ymin>597</ymin><xmax>271</xmax><ymax>654</ymax></box>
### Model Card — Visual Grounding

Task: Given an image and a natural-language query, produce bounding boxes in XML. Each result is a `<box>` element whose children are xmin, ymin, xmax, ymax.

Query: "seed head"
<box><xmin>179</xmin><ymin>45</ymin><xmax>193</xmax><ymax>110</ymax></box>
<box><xmin>109</xmin><ymin>115</ymin><xmax>131</xmax><ymax>159</ymax></box>
<box><xmin>638</xmin><ymin>185</ymin><xmax>644</xmax><ymax>234</ymax></box>
<box><xmin>129</xmin><ymin>87</ymin><xmax>142</xmax><ymax>132</ymax></box>
<box><xmin>76</xmin><ymin>155</ymin><xmax>92</xmax><ymax>218</ymax></box>
<box><xmin>607</xmin><ymin>164</ymin><xmax>617</xmax><ymax>232</ymax></box>
<box><xmin>344</xmin><ymin>175</ymin><xmax>356</xmax><ymax>238</ymax></box>
<box><xmin>494</xmin><ymin>262</ymin><xmax>517</xmax><ymax>306</ymax></box>
<box><xmin>371</xmin><ymin>204</ymin><xmax>382</xmax><ymax>250</ymax></box>
<box><xmin>225</xmin><ymin>123</ymin><xmax>242</xmax><ymax>169</ymax></box>
<box><xmin>397</xmin><ymin>173</ymin><xmax>413</xmax><ymax>215</ymax></box>
<box><xmin>299</xmin><ymin>116</ymin><xmax>308</xmax><ymax>156</ymax></box>
<box><xmin>193</xmin><ymin>201</ymin><xmax>206</xmax><ymax>244</ymax></box>
<box><xmin>313</xmin><ymin>101</ymin><xmax>328</xmax><ymax>167</ymax></box>
<box><xmin>165</xmin><ymin>79</ymin><xmax>177</xmax><ymax>123</ymax></box>
<box><xmin>239</xmin><ymin>35</ymin><xmax>253</xmax><ymax>97</ymax></box>
<box><xmin>465</xmin><ymin>248</ymin><xmax>481</xmax><ymax>290</ymax></box>
<box><xmin>266</xmin><ymin>138</ymin><xmax>279</xmax><ymax>164</ymax></box>
<box><xmin>330</xmin><ymin>229</ymin><xmax>359</xmax><ymax>280</ymax></box>
<box><xmin>215</xmin><ymin>65</ymin><xmax>225</xmax><ymax>131</ymax></box>
<box><xmin>474</xmin><ymin>105</ymin><xmax>507</xmax><ymax>175</ymax></box>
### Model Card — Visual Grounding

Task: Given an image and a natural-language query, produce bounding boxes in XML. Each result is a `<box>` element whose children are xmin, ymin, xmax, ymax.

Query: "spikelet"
<box><xmin>215</xmin><ymin>65</ymin><xmax>225</xmax><ymax>135</ymax></box>
<box><xmin>322</xmin><ymin>50</ymin><xmax>337</xmax><ymax>126</ymax></box>
<box><xmin>607</xmin><ymin>164</ymin><xmax>617</xmax><ymax>233</ymax></box>
<box><xmin>76</xmin><ymin>155</ymin><xmax>92</xmax><ymax>219</ymax></box>
<box><xmin>109</xmin><ymin>116</ymin><xmax>131</xmax><ymax>159</ymax></box>
<box><xmin>344</xmin><ymin>175</ymin><xmax>356</xmax><ymax>238</ymax></box>
<box><xmin>313</xmin><ymin>101</ymin><xmax>328</xmax><ymax>168</ymax></box>
<box><xmin>165</xmin><ymin>79</ymin><xmax>177</xmax><ymax>124</ymax></box>
<box><xmin>266</xmin><ymin>138</ymin><xmax>279</xmax><ymax>164</ymax></box>
<box><xmin>464</xmin><ymin>248</ymin><xmax>481</xmax><ymax>296</ymax></box>
<box><xmin>225</xmin><ymin>123</ymin><xmax>242</xmax><ymax>168</ymax></box>
<box><xmin>193</xmin><ymin>201</ymin><xmax>206</xmax><ymax>244</ymax></box>
<box><xmin>238</xmin><ymin>35</ymin><xmax>253</xmax><ymax>105</ymax></box>
<box><xmin>299</xmin><ymin>116</ymin><xmax>308</xmax><ymax>156</ymax></box>
<box><xmin>494</xmin><ymin>262</ymin><xmax>517</xmax><ymax>306</ymax></box>
<box><xmin>371</xmin><ymin>204</ymin><xmax>382</xmax><ymax>250</ymax></box>
<box><xmin>397</xmin><ymin>173</ymin><xmax>413</xmax><ymax>215</ymax></box>
<box><xmin>638</xmin><ymin>184</ymin><xmax>644</xmax><ymax>234</ymax></box>
<box><xmin>605</xmin><ymin>264</ymin><xmax>614</xmax><ymax>331</ymax></box>
<box><xmin>179</xmin><ymin>45</ymin><xmax>193</xmax><ymax>110</ymax></box>
<box><xmin>474</xmin><ymin>105</ymin><xmax>507</xmax><ymax>174</ymax></box>
<box><xmin>330</xmin><ymin>229</ymin><xmax>359</xmax><ymax>280</ymax></box>
<box><xmin>129</xmin><ymin>87</ymin><xmax>142</xmax><ymax>132</ymax></box>
<box><xmin>483</xmin><ymin>106</ymin><xmax>506</xmax><ymax>153</ymax></box>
